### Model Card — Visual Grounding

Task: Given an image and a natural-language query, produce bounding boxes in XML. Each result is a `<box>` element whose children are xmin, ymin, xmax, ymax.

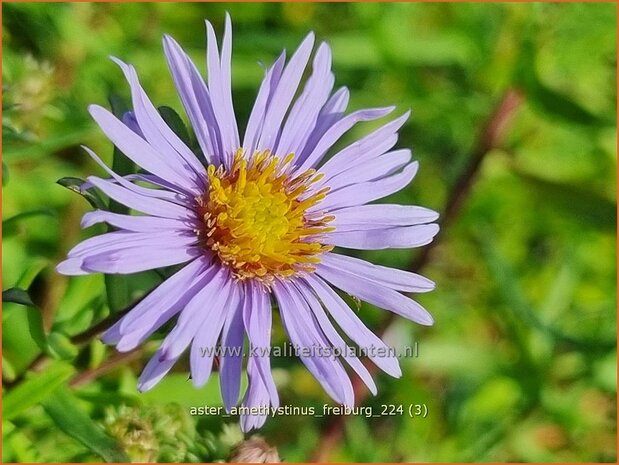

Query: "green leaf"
<box><xmin>2</xmin><ymin>287</ymin><xmax>34</xmax><ymax>307</ymax></box>
<box><xmin>104</xmin><ymin>275</ymin><xmax>131</xmax><ymax>313</ymax></box>
<box><xmin>2</xmin><ymin>161</ymin><xmax>8</xmax><ymax>186</ymax></box>
<box><xmin>158</xmin><ymin>105</ymin><xmax>192</xmax><ymax>148</ymax></box>
<box><xmin>3</xmin><ymin>287</ymin><xmax>49</xmax><ymax>354</ymax></box>
<box><xmin>3</xmin><ymin>361</ymin><xmax>75</xmax><ymax>420</ymax></box>
<box><xmin>57</xmin><ymin>177</ymin><xmax>106</xmax><ymax>210</ymax></box>
<box><xmin>47</xmin><ymin>332</ymin><xmax>79</xmax><ymax>360</ymax></box>
<box><xmin>15</xmin><ymin>258</ymin><xmax>49</xmax><ymax>289</ymax></box>
<box><xmin>42</xmin><ymin>387</ymin><xmax>129</xmax><ymax>463</ymax></box>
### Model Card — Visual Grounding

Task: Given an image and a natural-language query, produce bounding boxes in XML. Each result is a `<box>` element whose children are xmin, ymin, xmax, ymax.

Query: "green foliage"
<box><xmin>2</xmin><ymin>2</ymin><xmax>616</xmax><ymax>463</ymax></box>
<box><xmin>42</xmin><ymin>387</ymin><xmax>129</xmax><ymax>463</ymax></box>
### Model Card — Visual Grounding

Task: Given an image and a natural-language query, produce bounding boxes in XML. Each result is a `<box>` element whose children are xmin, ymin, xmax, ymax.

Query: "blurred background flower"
<box><xmin>2</xmin><ymin>2</ymin><xmax>616</xmax><ymax>463</ymax></box>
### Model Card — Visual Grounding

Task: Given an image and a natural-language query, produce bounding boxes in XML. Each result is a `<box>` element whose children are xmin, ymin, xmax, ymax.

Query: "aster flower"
<box><xmin>57</xmin><ymin>15</ymin><xmax>439</xmax><ymax>432</ymax></box>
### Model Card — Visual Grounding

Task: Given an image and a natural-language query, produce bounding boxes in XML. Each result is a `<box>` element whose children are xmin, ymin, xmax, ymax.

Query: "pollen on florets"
<box><xmin>196</xmin><ymin>149</ymin><xmax>335</xmax><ymax>283</ymax></box>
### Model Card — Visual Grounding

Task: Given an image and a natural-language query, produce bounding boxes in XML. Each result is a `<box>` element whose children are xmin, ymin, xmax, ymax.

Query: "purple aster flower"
<box><xmin>57</xmin><ymin>15</ymin><xmax>439</xmax><ymax>432</ymax></box>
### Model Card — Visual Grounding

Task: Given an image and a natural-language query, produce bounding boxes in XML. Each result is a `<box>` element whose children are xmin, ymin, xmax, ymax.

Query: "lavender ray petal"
<box><xmin>243</xmin><ymin>281</ymin><xmax>279</xmax><ymax>407</ymax></box>
<box><xmin>240</xmin><ymin>357</ymin><xmax>271</xmax><ymax>432</ymax></box>
<box><xmin>137</xmin><ymin>349</ymin><xmax>179</xmax><ymax>393</ymax></box>
<box><xmin>330</xmin><ymin>204</ymin><xmax>439</xmax><ymax>231</ymax></box>
<box><xmin>118</xmin><ymin>256</ymin><xmax>211</xmax><ymax>334</ymax></box>
<box><xmin>302</xmin><ymin>274</ymin><xmax>401</xmax><ymax>377</ymax></box>
<box><xmin>85</xmin><ymin>176</ymin><xmax>194</xmax><ymax>219</ymax></box>
<box><xmin>326</xmin><ymin>149</ymin><xmax>412</xmax><ymax>192</ymax></box>
<box><xmin>317</xmin><ymin>111</ymin><xmax>409</xmax><ymax>180</ymax></box>
<box><xmin>276</xmin><ymin>42</ymin><xmax>334</xmax><ymax>159</ymax></box>
<box><xmin>81</xmin><ymin>210</ymin><xmax>197</xmax><ymax>233</ymax></box>
<box><xmin>273</xmin><ymin>280</ymin><xmax>353</xmax><ymax>406</ymax></box>
<box><xmin>189</xmin><ymin>281</ymin><xmax>238</xmax><ymax>387</ymax></box>
<box><xmin>296</xmin><ymin>106</ymin><xmax>395</xmax><ymax>173</ymax></box>
<box><xmin>320</xmin><ymin>252</ymin><xmax>435</xmax><ymax>293</ymax></box>
<box><xmin>219</xmin><ymin>287</ymin><xmax>246</xmax><ymax>410</ymax></box>
<box><xmin>81</xmin><ymin>146</ymin><xmax>191</xmax><ymax>205</ymax></box>
<box><xmin>205</xmin><ymin>16</ymin><xmax>239</xmax><ymax>167</ymax></box>
<box><xmin>66</xmin><ymin>229</ymin><xmax>196</xmax><ymax>259</ymax></box>
<box><xmin>82</xmin><ymin>243</ymin><xmax>201</xmax><ymax>274</ymax></box>
<box><xmin>110</xmin><ymin>57</ymin><xmax>207</xmax><ymax>183</ymax></box>
<box><xmin>122</xmin><ymin>111</ymin><xmax>144</xmax><ymax>137</ymax></box>
<box><xmin>326</xmin><ymin>223</ymin><xmax>439</xmax><ymax>250</ymax></box>
<box><xmin>163</xmin><ymin>35</ymin><xmax>221</xmax><ymax>166</ymax></box>
<box><xmin>56</xmin><ymin>257</ymin><xmax>91</xmax><ymax>276</ymax></box>
<box><xmin>88</xmin><ymin>105</ymin><xmax>196</xmax><ymax>190</ymax></box>
<box><xmin>316</xmin><ymin>263</ymin><xmax>434</xmax><ymax>326</ymax></box>
<box><xmin>294</xmin><ymin>281</ymin><xmax>377</xmax><ymax>395</ymax></box>
<box><xmin>298</xmin><ymin>86</ymin><xmax>349</xmax><ymax>161</ymax></box>
<box><xmin>256</xmin><ymin>32</ymin><xmax>315</xmax><ymax>152</ymax></box>
<box><xmin>158</xmin><ymin>265</ymin><xmax>231</xmax><ymax>362</ymax></box>
<box><xmin>242</xmin><ymin>51</ymin><xmax>286</xmax><ymax>157</ymax></box>
<box><xmin>314</xmin><ymin>161</ymin><xmax>419</xmax><ymax>212</ymax></box>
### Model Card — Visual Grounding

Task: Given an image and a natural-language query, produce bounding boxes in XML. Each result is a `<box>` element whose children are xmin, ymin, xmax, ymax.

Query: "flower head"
<box><xmin>57</xmin><ymin>15</ymin><xmax>439</xmax><ymax>432</ymax></box>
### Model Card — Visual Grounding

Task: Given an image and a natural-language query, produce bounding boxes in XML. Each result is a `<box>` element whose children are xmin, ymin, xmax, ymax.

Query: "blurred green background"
<box><xmin>2</xmin><ymin>2</ymin><xmax>616</xmax><ymax>463</ymax></box>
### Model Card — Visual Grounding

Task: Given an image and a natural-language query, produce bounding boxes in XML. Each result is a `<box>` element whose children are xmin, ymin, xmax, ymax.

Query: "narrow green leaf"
<box><xmin>2</xmin><ymin>161</ymin><xmax>8</xmax><ymax>186</ymax></box>
<box><xmin>26</xmin><ymin>305</ymin><xmax>48</xmax><ymax>353</ymax></box>
<box><xmin>3</xmin><ymin>288</ymin><xmax>49</xmax><ymax>354</ymax></box>
<box><xmin>3</xmin><ymin>361</ymin><xmax>75</xmax><ymax>420</ymax></box>
<box><xmin>2</xmin><ymin>287</ymin><xmax>34</xmax><ymax>307</ymax></box>
<box><xmin>42</xmin><ymin>387</ymin><xmax>129</xmax><ymax>463</ymax></box>
<box><xmin>104</xmin><ymin>275</ymin><xmax>131</xmax><ymax>313</ymax></box>
<box><xmin>57</xmin><ymin>177</ymin><xmax>107</xmax><ymax>210</ymax></box>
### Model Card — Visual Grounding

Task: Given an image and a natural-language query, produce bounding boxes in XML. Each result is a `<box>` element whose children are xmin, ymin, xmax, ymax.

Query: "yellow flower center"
<box><xmin>197</xmin><ymin>149</ymin><xmax>334</xmax><ymax>282</ymax></box>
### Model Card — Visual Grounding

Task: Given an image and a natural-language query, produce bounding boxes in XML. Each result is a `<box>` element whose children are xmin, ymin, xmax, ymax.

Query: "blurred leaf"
<box><xmin>525</xmin><ymin>79</ymin><xmax>605</xmax><ymax>127</ymax></box>
<box><xmin>15</xmin><ymin>258</ymin><xmax>49</xmax><ymax>289</ymax></box>
<box><xmin>47</xmin><ymin>332</ymin><xmax>79</xmax><ymax>360</ymax></box>
<box><xmin>593</xmin><ymin>351</ymin><xmax>617</xmax><ymax>393</ymax></box>
<box><xmin>3</xmin><ymin>355</ymin><xmax>17</xmax><ymax>382</ymax></box>
<box><xmin>3</xmin><ymin>208</ymin><xmax>57</xmax><ymax>236</ymax></box>
<box><xmin>57</xmin><ymin>177</ymin><xmax>107</xmax><ymax>210</ymax></box>
<box><xmin>479</xmin><ymin>230</ymin><xmax>614</xmax><ymax>350</ymax></box>
<box><xmin>5</xmin><ymin>128</ymin><xmax>96</xmax><ymax>161</ymax></box>
<box><xmin>3</xmin><ymin>361</ymin><xmax>75</xmax><ymax>420</ymax></box>
<box><xmin>159</xmin><ymin>105</ymin><xmax>193</xmax><ymax>148</ymax></box>
<box><xmin>2</xmin><ymin>161</ymin><xmax>8</xmax><ymax>186</ymax></box>
<box><xmin>515</xmin><ymin>40</ymin><xmax>606</xmax><ymax>127</ymax></box>
<box><xmin>42</xmin><ymin>386</ymin><xmax>129</xmax><ymax>463</ymax></box>
<box><xmin>513</xmin><ymin>168</ymin><xmax>617</xmax><ymax>231</ymax></box>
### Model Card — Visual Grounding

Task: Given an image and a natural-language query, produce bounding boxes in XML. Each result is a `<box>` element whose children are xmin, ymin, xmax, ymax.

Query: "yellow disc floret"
<box><xmin>197</xmin><ymin>149</ymin><xmax>334</xmax><ymax>282</ymax></box>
